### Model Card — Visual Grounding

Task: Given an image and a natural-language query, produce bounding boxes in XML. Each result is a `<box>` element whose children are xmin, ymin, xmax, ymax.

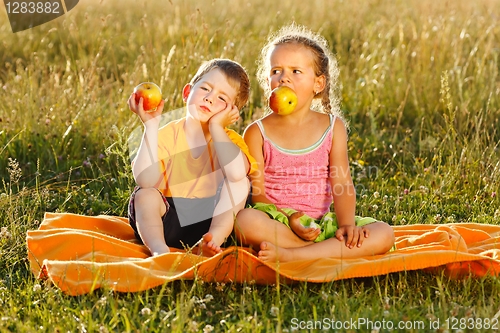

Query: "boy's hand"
<box><xmin>335</xmin><ymin>225</ymin><xmax>369</xmax><ymax>249</ymax></box>
<box><xmin>128</xmin><ymin>93</ymin><xmax>164</xmax><ymax>125</ymax></box>
<box><xmin>209</xmin><ymin>102</ymin><xmax>240</xmax><ymax>128</ymax></box>
<box><xmin>289</xmin><ymin>212</ymin><xmax>321</xmax><ymax>241</ymax></box>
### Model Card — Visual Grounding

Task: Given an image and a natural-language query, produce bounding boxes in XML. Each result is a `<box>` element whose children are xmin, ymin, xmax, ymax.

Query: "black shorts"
<box><xmin>128</xmin><ymin>186</ymin><xmax>220</xmax><ymax>249</ymax></box>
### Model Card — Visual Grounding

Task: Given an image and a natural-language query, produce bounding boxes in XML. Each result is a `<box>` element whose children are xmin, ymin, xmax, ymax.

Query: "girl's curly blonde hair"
<box><xmin>256</xmin><ymin>24</ymin><xmax>344</xmax><ymax>121</ymax></box>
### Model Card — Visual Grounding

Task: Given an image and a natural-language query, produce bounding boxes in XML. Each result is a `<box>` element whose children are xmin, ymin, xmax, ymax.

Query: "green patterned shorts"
<box><xmin>250</xmin><ymin>202</ymin><xmax>377</xmax><ymax>242</ymax></box>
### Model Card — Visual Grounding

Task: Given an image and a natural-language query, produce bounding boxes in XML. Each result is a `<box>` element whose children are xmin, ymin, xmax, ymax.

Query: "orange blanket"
<box><xmin>27</xmin><ymin>212</ymin><xmax>500</xmax><ymax>296</ymax></box>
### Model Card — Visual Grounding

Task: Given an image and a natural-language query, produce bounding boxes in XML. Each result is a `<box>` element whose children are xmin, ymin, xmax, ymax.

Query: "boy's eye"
<box><xmin>293</xmin><ymin>69</ymin><xmax>301</xmax><ymax>74</ymax></box>
<box><xmin>219</xmin><ymin>97</ymin><xmax>226</xmax><ymax>102</ymax></box>
<box><xmin>201</xmin><ymin>86</ymin><xmax>209</xmax><ymax>91</ymax></box>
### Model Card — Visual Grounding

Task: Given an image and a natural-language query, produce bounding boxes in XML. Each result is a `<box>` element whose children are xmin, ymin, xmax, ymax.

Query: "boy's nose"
<box><xmin>204</xmin><ymin>95</ymin><xmax>213</xmax><ymax>104</ymax></box>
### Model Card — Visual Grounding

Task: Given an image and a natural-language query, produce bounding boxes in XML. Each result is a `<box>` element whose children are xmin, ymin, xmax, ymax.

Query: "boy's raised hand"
<box><xmin>128</xmin><ymin>93</ymin><xmax>164</xmax><ymax>125</ymax></box>
<box><xmin>208</xmin><ymin>102</ymin><xmax>240</xmax><ymax>128</ymax></box>
<box><xmin>335</xmin><ymin>225</ymin><xmax>370</xmax><ymax>249</ymax></box>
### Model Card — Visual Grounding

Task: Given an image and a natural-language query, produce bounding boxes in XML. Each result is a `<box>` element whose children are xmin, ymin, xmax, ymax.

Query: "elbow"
<box><xmin>223</xmin><ymin>169</ymin><xmax>246</xmax><ymax>183</ymax></box>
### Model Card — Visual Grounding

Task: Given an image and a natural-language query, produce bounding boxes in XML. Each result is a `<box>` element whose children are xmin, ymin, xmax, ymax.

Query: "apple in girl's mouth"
<box><xmin>269</xmin><ymin>86</ymin><xmax>298</xmax><ymax>115</ymax></box>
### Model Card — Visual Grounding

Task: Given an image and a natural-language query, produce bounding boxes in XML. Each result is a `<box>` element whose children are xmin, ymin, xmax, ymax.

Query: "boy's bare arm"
<box><xmin>132</xmin><ymin>124</ymin><xmax>164</xmax><ymax>188</ymax></box>
<box><xmin>209</xmin><ymin>104</ymin><xmax>249</xmax><ymax>182</ymax></box>
<box><xmin>129</xmin><ymin>94</ymin><xmax>164</xmax><ymax>188</ymax></box>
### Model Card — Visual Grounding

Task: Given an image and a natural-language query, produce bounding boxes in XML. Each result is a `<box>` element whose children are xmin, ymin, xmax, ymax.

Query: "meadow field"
<box><xmin>1</xmin><ymin>0</ymin><xmax>500</xmax><ymax>331</ymax></box>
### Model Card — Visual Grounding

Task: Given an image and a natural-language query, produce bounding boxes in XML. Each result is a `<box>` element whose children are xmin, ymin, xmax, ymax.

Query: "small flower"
<box><xmin>188</xmin><ymin>321</ymin><xmax>199</xmax><ymax>331</ymax></box>
<box><xmin>82</xmin><ymin>160</ymin><xmax>91</xmax><ymax>168</ymax></box>
<box><xmin>321</xmin><ymin>291</ymin><xmax>328</xmax><ymax>301</ymax></box>
<box><xmin>204</xmin><ymin>294</ymin><xmax>214</xmax><ymax>302</ymax></box>
<box><xmin>32</xmin><ymin>284</ymin><xmax>42</xmax><ymax>292</ymax></box>
<box><xmin>383</xmin><ymin>195</ymin><xmax>388</xmax><ymax>202</ymax></box>
<box><xmin>97</xmin><ymin>296</ymin><xmax>107</xmax><ymax>306</ymax></box>
<box><xmin>269</xmin><ymin>306</ymin><xmax>279</xmax><ymax>317</ymax></box>
<box><xmin>203</xmin><ymin>324</ymin><xmax>214</xmax><ymax>333</ymax></box>
<box><xmin>373</xmin><ymin>191</ymin><xmax>380</xmax><ymax>198</ymax></box>
<box><xmin>0</xmin><ymin>227</ymin><xmax>11</xmax><ymax>239</ymax></box>
<box><xmin>140</xmin><ymin>307</ymin><xmax>151</xmax><ymax>316</ymax></box>
<box><xmin>403</xmin><ymin>189</ymin><xmax>409</xmax><ymax>195</ymax></box>
<box><xmin>372</xmin><ymin>204</ymin><xmax>379</xmax><ymax>211</ymax></box>
<box><xmin>492</xmin><ymin>192</ymin><xmax>496</xmax><ymax>198</ymax></box>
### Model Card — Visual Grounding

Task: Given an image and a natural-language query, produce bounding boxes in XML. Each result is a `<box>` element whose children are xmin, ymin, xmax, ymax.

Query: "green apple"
<box><xmin>269</xmin><ymin>86</ymin><xmax>298</xmax><ymax>115</ymax></box>
<box><xmin>133</xmin><ymin>82</ymin><xmax>162</xmax><ymax>112</ymax></box>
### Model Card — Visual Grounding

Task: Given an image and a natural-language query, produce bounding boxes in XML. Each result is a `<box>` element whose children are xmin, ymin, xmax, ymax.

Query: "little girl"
<box><xmin>235</xmin><ymin>24</ymin><xmax>395</xmax><ymax>262</ymax></box>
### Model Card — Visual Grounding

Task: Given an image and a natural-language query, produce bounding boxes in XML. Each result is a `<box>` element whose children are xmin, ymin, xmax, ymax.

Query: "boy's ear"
<box><xmin>182</xmin><ymin>84</ymin><xmax>191</xmax><ymax>102</ymax></box>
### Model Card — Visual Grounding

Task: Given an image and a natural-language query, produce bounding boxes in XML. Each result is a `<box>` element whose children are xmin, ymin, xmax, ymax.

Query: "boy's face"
<box><xmin>183</xmin><ymin>68</ymin><xmax>238</xmax><ymax>123</ymax></box>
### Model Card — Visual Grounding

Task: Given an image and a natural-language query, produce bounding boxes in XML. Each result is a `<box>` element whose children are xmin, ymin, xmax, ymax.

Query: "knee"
<box><xmin>234</xmin><ymin>208</ymin><xmax>255</xmax><ymax>235</ymax></box>
<box><xmin>225</xmin><ymin>177</ymin><xmax>250</xmax><ymax>205</ymax></box>
<box><xmin>377</xmin><ymin>222</ymin><xmax>395</xmax><ymax>252</ymax></box>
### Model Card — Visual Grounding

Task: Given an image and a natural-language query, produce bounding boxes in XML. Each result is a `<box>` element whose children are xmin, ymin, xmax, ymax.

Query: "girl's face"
<box><xmin>183</xmin><ymin>68</ymin><xmax>237</xmax><ymax>123</ymax></box>
<box><xmin>268</xmin><ymin>43</ymin><xmax>324</xmax><ymax>111</ymax></box>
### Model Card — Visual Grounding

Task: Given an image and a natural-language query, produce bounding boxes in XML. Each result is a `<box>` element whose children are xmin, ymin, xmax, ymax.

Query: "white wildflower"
<box><xmin>140</xmin><ymin>307</ymin><xmax>151</xmax><ymax>316</ymax></box>
<box><xmin>203</xmin><ymin>324</ymin><xmax>214</xmax><ymax>333</ymax></box>
<box><xmin>269</xmin><ymin>306</ymin><xmax>279</xmax><ymax>317</ymax></box>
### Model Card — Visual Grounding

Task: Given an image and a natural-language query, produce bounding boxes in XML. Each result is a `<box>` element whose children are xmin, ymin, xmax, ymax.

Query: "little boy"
<box><xmin>127</xmin><ymin>59</ymin><xmax>256</xmax><ymax>257</ymax></box>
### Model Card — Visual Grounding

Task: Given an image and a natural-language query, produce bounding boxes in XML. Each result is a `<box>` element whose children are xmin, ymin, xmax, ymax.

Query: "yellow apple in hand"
<box><xmin>269</xmin><ymin>86</ymin><xmax>298</xmax><ymax>115</ymax></box>
<box><xmin>133</xmin><ymin>82</ymin><xmax>162</xmax><ymax>112</ymax></box>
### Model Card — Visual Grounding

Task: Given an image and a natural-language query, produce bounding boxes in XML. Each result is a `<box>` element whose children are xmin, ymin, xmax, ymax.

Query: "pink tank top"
<box><xmin>256</xmin><ymin>114</ymin><xmax>335</xmax><ymax>219</ymax></box>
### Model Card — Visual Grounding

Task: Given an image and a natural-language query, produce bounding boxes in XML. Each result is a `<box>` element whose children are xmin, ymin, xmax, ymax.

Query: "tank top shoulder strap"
<box><xmin>255</xmin><ymin>119</ymin><xmax>266</xmax><ymax>137</ymax></box>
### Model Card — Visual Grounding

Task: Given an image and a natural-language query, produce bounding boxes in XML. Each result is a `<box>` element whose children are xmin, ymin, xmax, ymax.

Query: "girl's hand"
<box><xmin>209</xmin><ymin>102</ymin><xmax>240</xmax><ymax>128</ymax></box>
<box><xmin>335</xmin><ymin>225</ymin><xmax>370</xmax><ymax>249</ymax></box>
<box><xmin>128</xmin><ymin>93</ymin><xmax>164</xmax><ymax>125</ymax></box>
<box><xmin>289</xmin><ymin>212</ymin><xmax>321</xmax><ymax>241</ymax></box>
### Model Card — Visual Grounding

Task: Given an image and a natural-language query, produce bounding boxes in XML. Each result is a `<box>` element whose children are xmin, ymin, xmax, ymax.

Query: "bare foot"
<box><xmin>200</xmin><ymin>232</ymin><xmax>223</xmax><ymax>257</ymax></box>
<box><xmin>258</xmin><ymin>241</ymin><xmax>292</xmax><ymax>263</ymax></box>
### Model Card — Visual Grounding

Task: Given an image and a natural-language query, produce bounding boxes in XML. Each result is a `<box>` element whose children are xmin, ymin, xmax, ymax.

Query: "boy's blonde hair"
<box><xmin>190</xmin><ymin>58</ymin><xmax>250</xmax><ymax>110</ymax></box>
<box><xmin>257</xmin><ymin>24</ymin><xmax>343</xmax><ymax>119</ymax></box>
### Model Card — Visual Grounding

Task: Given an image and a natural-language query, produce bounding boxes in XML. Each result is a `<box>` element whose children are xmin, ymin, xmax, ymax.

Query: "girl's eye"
<box><xmin>271</xmin><ymin>69</ymin><xmax>281</xmax><ymax>74</ymax></box>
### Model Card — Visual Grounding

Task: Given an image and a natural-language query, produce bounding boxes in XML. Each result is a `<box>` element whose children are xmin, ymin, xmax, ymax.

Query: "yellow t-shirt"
<box><xmin>152</xmin><ymin>118</ymin><xmax>257</xmax><ymax>198</ymax></box>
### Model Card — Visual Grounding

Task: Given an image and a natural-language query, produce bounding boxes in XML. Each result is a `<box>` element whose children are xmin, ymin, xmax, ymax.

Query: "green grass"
<box><xmin>1</xmin><ymin>0</ymin><xmax>499</xmax><ymax>331</ymax></box>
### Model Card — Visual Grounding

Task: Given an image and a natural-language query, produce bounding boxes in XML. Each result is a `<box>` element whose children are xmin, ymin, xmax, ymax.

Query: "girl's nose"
<box><xmin>279</xmin><ymin>72</ymin><xmax>291</xmax><ymax>83</ymax></box>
